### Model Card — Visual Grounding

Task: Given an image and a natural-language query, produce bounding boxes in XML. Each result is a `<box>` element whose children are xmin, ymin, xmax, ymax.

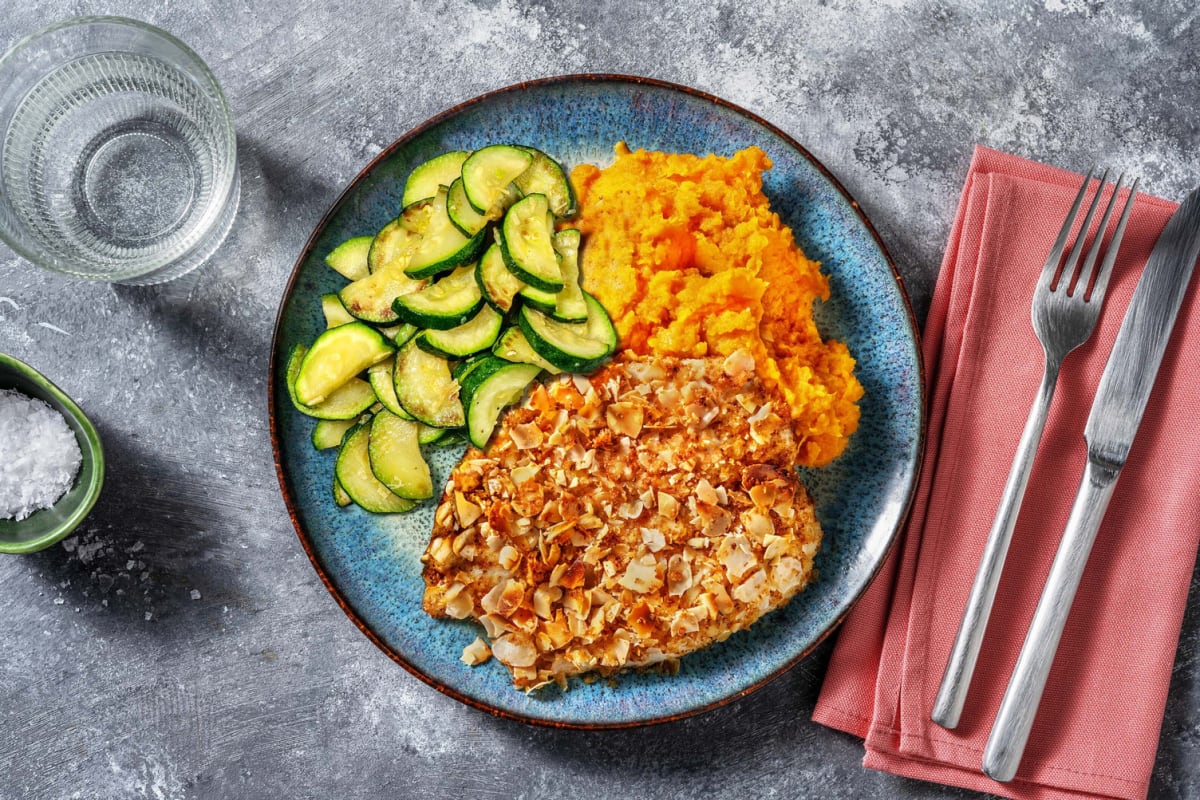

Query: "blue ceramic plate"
<box><xmin>270</xmin><ymin>76</ymin><xmax>924</xmax><ymax>728</ymax></box>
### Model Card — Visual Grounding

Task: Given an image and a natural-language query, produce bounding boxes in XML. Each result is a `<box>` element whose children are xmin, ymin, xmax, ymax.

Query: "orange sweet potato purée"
<box><xmin>571</xmin><ymin>144</ymin><xmax>863</xmax><ymax>466</ymax></box>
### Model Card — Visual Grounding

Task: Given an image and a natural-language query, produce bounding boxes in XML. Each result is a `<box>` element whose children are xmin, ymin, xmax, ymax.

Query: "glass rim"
<box><xmin>0</xmin><ymin>15</ymin><xmax>239</xmax><ymax>281</ymax></box>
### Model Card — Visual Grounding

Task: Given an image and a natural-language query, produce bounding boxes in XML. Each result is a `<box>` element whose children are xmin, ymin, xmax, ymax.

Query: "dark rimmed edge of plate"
<box><xmin>267</xmin><ymin>73</ymin><xmax>928</xmax><ymax>730</ymax></box>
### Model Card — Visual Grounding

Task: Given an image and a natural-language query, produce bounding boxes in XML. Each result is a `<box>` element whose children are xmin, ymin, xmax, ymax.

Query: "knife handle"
<box><xmin>982</xmin><ymin>457</ymin><xmax>1119</xmax><ymax>782</ymax></box>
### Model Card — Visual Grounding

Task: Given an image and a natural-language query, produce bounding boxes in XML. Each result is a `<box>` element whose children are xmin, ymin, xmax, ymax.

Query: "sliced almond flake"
<box><xmin>617</xmin><ymin>499</ymin><xmax>644</xmax><ymax>520</ymax></box>
<box><xmin>499</xmin><ymin>545</ymin><xmax>521</xmax><ymax>571</ymax></box>
<box><xmin>732</xmin><ymin>568</ymin><xmax>768</xmax><ymax>604</ymax></box>
<box><xmin>606</xmin><ymin>402</ymin><xmax>645</xmax><ymax>438</ymax></box>
<box><xmin>641</xmin><ymin>527</ymin><xmax>666</xmax><ymax>553</ymax></box>
<box><xmin>492</xmin><ymin>633</ymin><xmax>538</xmax><ymax>667</ymax></box>
<box><xmin>762</xmin><ymin>533</ymin><xmax>789</xmax><ymax>561</ymax></box>
<box><xmin>445</xmin><ymin>591</ymin><xmax>474</xmax><ymax>619</ymax></box>
<box><xmin>511</xmin><ymin>464</ymin><xmax>541</xmax><ymax>486</ymax></box>
<box><xmin>461</xmin><ymin>637</ymin><xmax>492</xmax><ymax>666</ymax></box>
<box><xmin>667</xmin><ymin>553</ymin><xmax>693</xmax><ymax>596</ymax></box>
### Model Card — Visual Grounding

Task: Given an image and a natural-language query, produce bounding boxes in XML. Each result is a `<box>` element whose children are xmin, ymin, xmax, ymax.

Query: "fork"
<box><xmin>930</xmin><ymin>168</ymin><xmax>1139</xmax><ymax>730</ymax></box>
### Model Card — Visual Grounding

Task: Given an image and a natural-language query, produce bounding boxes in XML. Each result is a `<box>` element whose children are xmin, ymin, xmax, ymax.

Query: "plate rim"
<box><xmin>268</xmin><ymin>73</ymin><xmax>927</xmax><ymax>729</ymax></box>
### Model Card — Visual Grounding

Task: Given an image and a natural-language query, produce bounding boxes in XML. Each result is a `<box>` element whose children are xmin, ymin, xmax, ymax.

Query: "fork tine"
<box><xmin>1059</xmin><ymin>167</ymin><xmax>1110</xmax><ymax>291</ymax></box>
<box><xmin>1088</xmin><ymin>177</ymin><xmax>1139</xmax><ymax>302</ymax></box>
<box><xmin>1075</xmin><ymin>173</ymin><xmax>1125</xmax><ymax>298</ymax></box>
<box><xmin>1041</xmin><ymin>167</ymin><xmax>1097</xmax><ymax>286</ymax></box>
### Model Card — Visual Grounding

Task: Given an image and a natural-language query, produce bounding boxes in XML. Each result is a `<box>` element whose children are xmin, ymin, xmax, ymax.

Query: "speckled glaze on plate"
<box><xmin>269</xmin><ymin>75</ymin><xmax>924</xmax><ymax>728</ymax></box>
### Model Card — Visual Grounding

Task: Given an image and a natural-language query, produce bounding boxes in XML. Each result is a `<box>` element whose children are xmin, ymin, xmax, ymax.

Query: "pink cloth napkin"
<box><xmin>813</xmin><ymin>146</ymin><xmax>1200</xmax><ymax>800</ymax></box>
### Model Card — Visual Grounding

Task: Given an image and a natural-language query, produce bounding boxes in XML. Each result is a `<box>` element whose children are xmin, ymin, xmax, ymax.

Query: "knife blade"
<box><xmin>983</xmin><ymin>183</ymin><xmax>1200</xmax><ymax>783</ymax></box>
<box><xmin>1086</xmin><ymin>186</ymin><xmax>1200</xmax><ymax>468</ymax></box>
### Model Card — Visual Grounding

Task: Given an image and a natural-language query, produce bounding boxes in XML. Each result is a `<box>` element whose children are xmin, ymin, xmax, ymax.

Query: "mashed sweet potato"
<box><xmin>571</xmin><ymin>144</ymin><xmax>863</xmax><ymax>466</ymax></box>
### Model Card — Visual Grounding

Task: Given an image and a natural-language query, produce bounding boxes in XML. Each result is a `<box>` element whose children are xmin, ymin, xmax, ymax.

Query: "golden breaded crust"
<box><xmin>421</xmin><ymin>350</ymin><xmax>822</xmax><ymax>691</ymax></box>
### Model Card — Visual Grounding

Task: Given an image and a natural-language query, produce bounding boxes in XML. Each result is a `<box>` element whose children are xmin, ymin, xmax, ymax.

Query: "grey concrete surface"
<box><xmin>1</xmin><ymin>1</ymin><xmax>1198</xmax><ymax>798</ymax></box>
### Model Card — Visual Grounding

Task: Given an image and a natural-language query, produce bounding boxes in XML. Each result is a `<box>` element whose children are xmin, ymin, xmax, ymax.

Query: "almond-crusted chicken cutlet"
<box><xmin>421</xmin><ymin>350</ymin><xmax>822</xmax><ymax>690</ymax></box>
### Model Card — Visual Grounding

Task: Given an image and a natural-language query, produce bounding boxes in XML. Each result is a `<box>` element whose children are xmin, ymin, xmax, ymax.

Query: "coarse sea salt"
<box><xmin>0</xmin><ymin>389</ymin><xmax>83</xmax><ymax>521</ymax></box>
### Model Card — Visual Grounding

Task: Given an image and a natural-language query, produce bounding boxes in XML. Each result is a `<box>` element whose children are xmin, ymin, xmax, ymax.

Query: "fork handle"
<box><xmin>982</xmin><ymin>458</ymin><xmax>1119</xmax><ymax>781</ymax></box>
<box><xmin>931</xmin><ymin>358</ymin><xmax>1060</xmax><ymax>730</ymax></box>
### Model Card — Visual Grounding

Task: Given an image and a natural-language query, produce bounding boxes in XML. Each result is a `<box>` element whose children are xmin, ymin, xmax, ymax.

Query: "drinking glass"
<box><xmin>0</xmin><ymin>17</ymin><xmax>239</xmax><ymax>284</ymax></box>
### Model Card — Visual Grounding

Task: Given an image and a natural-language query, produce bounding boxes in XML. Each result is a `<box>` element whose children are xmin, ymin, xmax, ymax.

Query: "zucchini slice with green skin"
<box><xmin>514</xmin><ymin>147</ymin><xmax>576</xmax><ymax>218</ymax></box>
<box><xmin>392</xmin><ymin>339</ymin><xmax>465</xmax><ymax>428</ymax></box>
<box><xmin>377</xmin><ymin>322</ymin><xmax>418</xmax><ymax>344</ymax></box>
<box><xmin>501</xmin><ymin>194</ymin><xmax>563</xmax><ymax>292</ymax></box>
<box><xmin>321</xmin><ymin>293</ymin><xmax>357</xmax><ymax>328</ymax></box>
<box><xmin>368</xmin><ymin>411</ymin><xmax>433</xmax><ymax>501</ymax></box>
<box><xmin>333</xmin><ymin>474</ymin><xmax>353</xmax><ymax>507</ymax></box>
<box><xmin>425</xmin><ymin>428</ymin><xmax>467</xmax><ymax>447</ymax></box>
<box><xmin>517</xmin><ymin>292</ymin><xmax>617</xmax><ymax>373</ymax></box>
<box><xmin>392</xmin><ymin>265</ymin><xmax>483</xmax><ymax>330</ymax></box>
<box><xmin>476</xmin><ymin>241</ymin><xmax>526</xmax><ymax>313</ymax></box>
<box><xmin>460</xmin><ymin>357</ymin><xmax>542</xmax><ymax>448</ymax></box>
<box><xmin>418</xmin><ymin>423</ymin><xmax>459</xmax><ymax>446</ymax></box>
<box><xmin>452</xmin><ymin>353</ymin><xmax>490</xmax><ymax>383</ymax></box>
<box><xmin>402</xmin><ymin>150</ymin><xmax>470</xmax><ymax>207</ymax></box>
<box><xmin>294</xmin><ymin>322</ymin><xmax>395</xmax><ymax>406</ymax></box>
<box><xmin>446</xmin><ymin>177</ymin><xmax>490</xmax><ymax>237</ymax></box>
<box><xmin>286</xmin><ymin>344</ymin><xmax>378</xmax><ymax>419</ymax></box>
<box><xmin>368</xmin><ymin>357</ymin><xmax>414</xmax><ymax>420</ymax></box>
<box><xmin>462</xmin><ymin>145</ymin><xmax>533</xmax><ymax>215</ymax></box>
<box><xmin>336</xmin><ymin>423</ymin><xmax>415</xmax><ymax>513</ymax></box>
<box><xmin>517</xmin><ymin>282</ymin><xmax>559</xmax><ymax>315</ymax></box>
<box><xmin>326</xmin><ymin>236</ymin><xmax>373</xmax><ymax>281</ymax></box>
<box><xmin>367</xmin><ymin>218</ymin><xmax>418</xmax><ymax>274</ymax></box>
<box><xmin>416</xmin><ymin>304</ymin><xmax>503</xmax><ymax>359</ymax></box>
<box><xmin>492</xmin><ymin>327</ymin><xmax>561</xmax><ymax>374</ymax></box>
<box><xmin>339</xmin><ymin>265</ymin><xmax>428</xmax><ymax>324</ymax></box>
<box><xmin>312</xmin><ymin>417</ymin><xmax>356</xmax><ymax>450</ymax></box>
<box><xmin>550</xmin><ymin>229</ymin><xmax>588</xmax><ymax>323</ymax></box>
<box><xmin>400</xmin><ymin>188</ymin><xmax>487</xmax><ymax>279</ymax></box>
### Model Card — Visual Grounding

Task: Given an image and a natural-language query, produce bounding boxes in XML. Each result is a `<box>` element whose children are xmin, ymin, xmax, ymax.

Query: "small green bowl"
<box><xmin>0</xmin><ymin>353</ymin><xmax>104</xmax><ymax>554</ymax></box>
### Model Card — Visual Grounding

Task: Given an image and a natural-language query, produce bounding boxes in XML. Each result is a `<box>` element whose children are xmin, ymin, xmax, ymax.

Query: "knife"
<box><xmin>981</xmin><ymin>184</ymin><xmax>1200</xmax><ymax>783</ymax></box>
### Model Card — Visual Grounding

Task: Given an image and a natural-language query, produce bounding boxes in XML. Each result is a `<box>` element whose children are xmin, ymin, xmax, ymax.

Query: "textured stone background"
<box><xmin>1</xmin><ymin>1</ymin><xmax>1198</xmax><ymax>798</ymax></box>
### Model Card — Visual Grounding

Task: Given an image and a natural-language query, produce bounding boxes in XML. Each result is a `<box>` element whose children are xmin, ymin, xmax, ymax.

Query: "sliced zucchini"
<box><xmin>377</xmin><ymin>322</ymin><xmax>418</xmax><ymax>344</ymax></box>
<box><xmin>333</xmin><ymin>474</ymin><xmax>352</xmax><ymax>507</ymax></box>
<box><xmin>402</xmin><ymin>150</ymin><xmax>470</xmax><ymax>207</ymax></box>
<box><xmin>313</xmin><ymin>417</ymin><xmax>357</xmax><ymax>450</ymax></box>
<box><xmin>369</xmin><ymin>411</ymin><xmax>433</xmax><ymax>501</ymax></box>
<box><xmin>424</xmin><ymin>427</ymin><xmax>467</xmax><ymax>447</ymax></box>
<box><xmin>460</xmin><ymin>357</ymin><xmax>542</xmax><ymax>448</ymax></box>
<box><xmin>518</xmin><ymin>292</ymin><xmax>617</xmax><ymax>373</ymax></box>
<box><xmin>392</xmin><ymin>265</ymin><xmax>483</xmax><ymax>330</ymax></box>
<box><xmin>416</xmin><ymin>305</ymin><xmax>503</xmax><ymax>359</ymax></box>
<box><xmin>461</xmin><ymin>145</ymin><xmax>533</xmax><ymax>215</ymax></box>
<box><xmin>501</xmin><ymin>194</ymin><xmax>563</xmax><ymax>293</ymax></box>
<box><xmin>293</xmin><ymin>323</ymin><xmax>395</xmax><ymax>406</ymax></box>
<box><xmin>367</xmin><ymin>218</ymin><xmax>418</xmax><ymax>274</ymax></box>
<box><xmin>321</xmin><ymin>293</ymin><xmax>357</xmax><ymax>328</ymax></box>
<box><xmin>476</xmin><ymin>241</ymin><xmax>523</xmax><ymax>313</ymax></box>
<box><xmin>518</xmin><ymin>282</ymin><xmax>560</xmax><ymax>315</ymax></box>
<box><xmin>400</xmin><ymin>188</ymin><xmax>487</xmax><ymax>279</ymax></box>
<box><xmin>339</xmin><ymin>265</ymin><xmax>427</xmax><ymax>324</ymax></box>
<box><xmin>514</xmin><ymin>147</ymin><xmax>576</xmax><ymax>218</ymax></box>
<box><xmin>325</xmin><ymin>235</ymin><xmax>373</xmax><ymax>281</ymax></box>
<box><xmin>550</xmin><ymin>229</ymin><xmax>588</xmax><ymax>323</ymax></box>
<box><xmin>452</xmin><ymin>353</ymin><xmax>488</xmax><ymax>382</ymax></box>
<box><xmin>419</xmin><ymin>423</ymin><xmax>458</xmax><ymax>446</ymax></box>
<box><xmin>286</xmin><ymin>344</ymin><xmax>378</xmax><ymax>419</ymax></box>
<box><xmin>368</xmin><ymin>357</ymin><xmax>413</xmax><ymax>420</ymax></box>
<box><xmin>446</xmin><ymin>177</ymin><xmax>490</xmax><ymax>237</ymax></box>
<box><xmin>392</xmin><ymin>338</ymin><xmax>465</xmax><ymax>428</ymax></box>
<box><xmin>336</xmin><ymin>423</ymin><xmax>415</xmax><ymax>513</ymax></box>
<box><xmin>492</xmin><ymin>327</ymin><xmax>561</xmax><ymax>375</ymax></box>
